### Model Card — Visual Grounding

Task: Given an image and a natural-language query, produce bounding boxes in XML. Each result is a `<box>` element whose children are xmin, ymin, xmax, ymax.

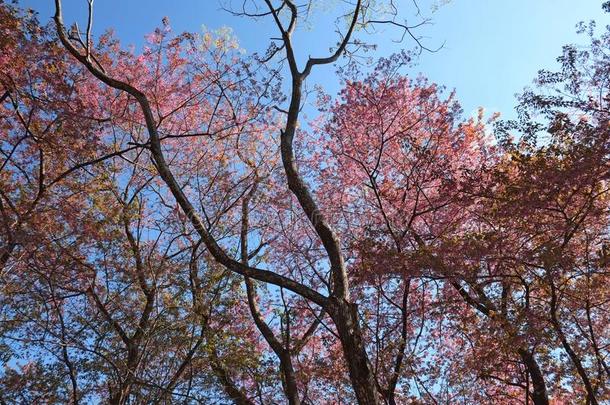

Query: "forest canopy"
<box><xmin>0</xmin><ymin>1</ymin><xmax>609</xmax><ymax>404</ymax></box>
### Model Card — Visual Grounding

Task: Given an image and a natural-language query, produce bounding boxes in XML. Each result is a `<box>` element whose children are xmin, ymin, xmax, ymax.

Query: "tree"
<box><xmin>50</xmin><ymin>1</ymin><xmax>436</xmax><ymax>403</ymax></box>
<box><xmin>1</xmin><ymin>3</ymin><xmax>285</xmax><ymax>403</ymax></box>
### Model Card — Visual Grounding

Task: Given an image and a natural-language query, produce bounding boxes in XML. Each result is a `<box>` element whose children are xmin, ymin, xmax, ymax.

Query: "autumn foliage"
<box><xmin>0</xmin><ymin>1</ymin><xmax>609</xmax><ymax>404</ymax></box>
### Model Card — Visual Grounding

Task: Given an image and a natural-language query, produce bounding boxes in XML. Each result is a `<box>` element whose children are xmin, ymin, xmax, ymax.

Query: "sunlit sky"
<box><xmin>25</xmin><ymin>0</ymin><xmax>608</xmax><ymax>120</ymax></box>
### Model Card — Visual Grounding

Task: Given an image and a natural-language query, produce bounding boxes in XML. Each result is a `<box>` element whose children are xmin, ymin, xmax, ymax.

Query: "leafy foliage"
<box><xmin>1</xmin><ymin>1</ymin><xmax>609</xmax><ymax>404</ymax></box>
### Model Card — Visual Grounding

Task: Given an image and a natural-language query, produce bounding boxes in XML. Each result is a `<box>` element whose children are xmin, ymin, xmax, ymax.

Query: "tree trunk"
<box><xmin>518</xmin><ymin>348</ymin><xmax>549</xmax><ymax>405</ymax></box>
<box><xmin>331</xmin><ymin>300</ymin><xmax>380</xmax><ymax>405</ymax></box>
<box><xmin>279</xmin><ymin>351</ymin><xmax>301</xmax><ymax>405</ymax></box>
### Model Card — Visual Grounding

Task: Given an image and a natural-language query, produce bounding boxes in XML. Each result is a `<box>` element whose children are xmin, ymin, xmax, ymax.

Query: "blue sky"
<box><xmin>26</xmin><ymin>0</ymin><xmax>608</xmax><ymax>120</ymax></box>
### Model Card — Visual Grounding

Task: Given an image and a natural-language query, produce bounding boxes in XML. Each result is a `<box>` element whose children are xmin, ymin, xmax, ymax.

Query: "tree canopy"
<box><xmin>0</xmin><ymin>1</ymin><xmax>609</xmax><ymax>404</ymax></box>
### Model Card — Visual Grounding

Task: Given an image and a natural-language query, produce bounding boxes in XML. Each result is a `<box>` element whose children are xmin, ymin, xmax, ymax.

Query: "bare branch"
<box><xmin>301</xmin><ymin>0</ymin><xmax>362</xmax><ymax>78</ymax></box>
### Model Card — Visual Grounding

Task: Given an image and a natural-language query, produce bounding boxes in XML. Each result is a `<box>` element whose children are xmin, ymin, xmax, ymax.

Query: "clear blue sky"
<box><xmin>25</xmin><ymin>0</ymin><xmax>608</xmax><ymax>120</ymax></box>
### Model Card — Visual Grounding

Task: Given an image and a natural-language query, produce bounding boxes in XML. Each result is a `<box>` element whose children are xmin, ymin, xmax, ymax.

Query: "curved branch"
<box><xmin>54</xmin><ymin>0</ymin><xmax>328</xmax><ymax>309</ymax></box>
